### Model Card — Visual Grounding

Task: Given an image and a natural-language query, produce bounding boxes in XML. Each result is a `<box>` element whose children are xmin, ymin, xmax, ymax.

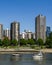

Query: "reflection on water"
<box><xmin>0</xmin><ymin>53</ymin><xmax>52</xmax><ymax>65</ymax></box>
<box><xmin>10</xmin><ymin>54</ymin><xmax>21</xmax><ymax>61</ymax></box>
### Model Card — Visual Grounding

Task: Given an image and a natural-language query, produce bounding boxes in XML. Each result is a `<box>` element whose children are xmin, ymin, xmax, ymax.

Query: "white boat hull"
<box><xmin>33</xmin><ymin>51</ymin><xmax>43</xmax><ymax>60</ymax></box>
<box><xmin>33</xmin><ymin>55</ymin><xmax>43</xmax><ymax>60</ymax></box>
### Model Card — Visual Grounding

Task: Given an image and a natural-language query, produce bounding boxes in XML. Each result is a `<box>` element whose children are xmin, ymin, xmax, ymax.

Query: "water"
<box><xmin>0</xmin><ymin>53</ymin><xmax>52</xmax><ymax>65</ymax></box>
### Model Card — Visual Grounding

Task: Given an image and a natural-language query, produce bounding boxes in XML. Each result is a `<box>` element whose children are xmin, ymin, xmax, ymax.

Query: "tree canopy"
<box><xmin>37</xmin><ymin>38</ymin><xmax>44</xmax><ymax>46</ymax></box>
<box><xmin>2</xmin><ymin>37</ymin><xmax>10</xmax><ymax>46</ymax></box>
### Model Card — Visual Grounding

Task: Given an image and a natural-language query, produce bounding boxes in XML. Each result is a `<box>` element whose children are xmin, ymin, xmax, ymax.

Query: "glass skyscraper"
<box><xmin>46</xmin><ymin>26</ymin><xmax>51</xmax><ymax>37</ymax></box>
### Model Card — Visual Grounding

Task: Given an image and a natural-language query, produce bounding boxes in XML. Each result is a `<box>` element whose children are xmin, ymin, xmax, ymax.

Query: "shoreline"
<box><xmin>0</xmin><ymin>48</ymin><xmax>52</xmax><ymax>54</ymax></box>
<box><xmin>41</xmin><ymin>49</ymin><xmax>52</xmax><ymax>53</ymax></box>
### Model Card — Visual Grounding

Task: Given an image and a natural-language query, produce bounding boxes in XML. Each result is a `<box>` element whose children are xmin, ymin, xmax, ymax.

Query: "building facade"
<box><xmin>32</xmin><ymin>33</ymin><xmax>35</xmax><ymax>39</ymax></box>
<box><xmin>3</xmin><ymin>28</ymin><xmax>10</xmax><ymax>39</ymax></box>
<box><xmin>0</xmin><ymin>24</ymin><xmax>3</xmax><ymax>40</ymax></box>
<box><xmin>21</xmin><ymin>32</ymin><xmax>26</xmax><ymax>39</ymax></box>
<box><xmin>46</xmin><ymin>26</ymin><xmax>51</xmax><ymax>37</ymax></box>
<box><xmin>35</xmin><ymin>15</ymin><xmax>46</xmax><ymax>42</ymax></box>
<box><xmin>10</xmin><ymin>21</ymin><xmax>20</xmax><ymax>41</ymax></box>
<box><xmin>20</xmin><ymin>30</ymin><xmax>32</xmax><ymax>39</ymax></box>
<box><xmin>26</xmin><ymin>31</ymin><xmax>32</xmax><ymax>39</ymax></box>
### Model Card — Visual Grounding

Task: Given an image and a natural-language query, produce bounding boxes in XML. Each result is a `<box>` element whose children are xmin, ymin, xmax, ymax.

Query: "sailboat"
<box><xmin>33</xmin><ymin>51</ymin><xmax>43</xmax><ymax>60</ymax></box>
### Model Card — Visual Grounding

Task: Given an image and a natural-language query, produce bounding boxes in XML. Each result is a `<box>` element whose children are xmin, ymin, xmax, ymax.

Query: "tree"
<box><xmin>37</xmin><ymin>38</ymin><xmax>44</xmax><ymax>46</ymax></box>
<box><xmin>45</xmin><ymin>37</ymin><xmax>52</xmax><ymax>48</ymax></box>
<box><xmin>0</xmin><ymin>39</ymin><xmax>2</xmax><ymax>46</ymax></box>
<box><xmin>2</xmin><ymin>37</ymin><xmax>10</xmax><ymax>47</ymax></box>
<box><xmin>49</xmin><ymin>32</ymin><xmax>52</xmax><ymax>39</ymax></box>
<box><xmin>28</xmin><ymin>39</ymin><xmax>35</xmax><ymax>45</ymax></box>
<box><xmin>11</xmin><ymin>39</ymin><xmax>18</xmax><ymax>46</ymax></box>
<box><xmin>20</xmin><ymin>39</ymin><xmax>27</xmax><ymax>46</ymax></box>
<box><xmin>33</xmin><ymin>39</ymin><xmax>36</xmax><ymax>45</ymax></box>
<box><xmin>45</xmin><ymin>32</ymin><xmax>52</xmax><ymax>48</ymax></box>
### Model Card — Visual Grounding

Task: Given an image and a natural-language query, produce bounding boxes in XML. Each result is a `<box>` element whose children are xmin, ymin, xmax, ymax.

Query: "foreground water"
<box><xmin>0</xmin><ymin>53</ymin><xmax>52</xmax><ymax>65</ymax></box>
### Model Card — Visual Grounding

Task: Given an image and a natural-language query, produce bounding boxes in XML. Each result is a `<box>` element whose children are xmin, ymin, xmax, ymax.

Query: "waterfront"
<box><xmin>0</xmin><ymin>53</ymin><xmax>52</xmax><ymax>65</ymax></box>
<box><xmin>0</xmin><ymin>48</ymin><xmax>52</xmax><ymax>54</ymax></box>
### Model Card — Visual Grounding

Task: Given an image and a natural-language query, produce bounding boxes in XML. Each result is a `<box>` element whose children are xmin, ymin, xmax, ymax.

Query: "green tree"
<box><xmin>49</xmin><ymin>32</ymin><xmax>52</xmax><ymax>39</ymax></box>
<box><xmin>20</xmin><ymin>39</ymin><xmax>27</xmax><ymax>46</ymax></box>
<box><xmin>11</xmin><ymin>39</ymin><xmax>18</xmax><ymax>46</ymax></box>
<box><xmin>28</xmin><ymin>39</ymin><xmax>35</xmax><ymax>45</ymax></box>
<box><xmin>37</xmin><ymin>38</ymin><xmax>44</xmax><ymax>46</ymax></box>
<box><xmin>46</xmin><ymin>37</ymin><xmax>52</xmax><ymax>48</ymax></box>
<box><xmin>0</xmin><ymin>39</ymin><xmax>2</xmax><ymax>46</ymax></box>
<box><xmin>46</xmin><ymin>32</ymin><xmax>52</xmax><ymax>48</ymax></box>
<box><xmin>2</xmin><ymin>37</ymin><xmax>10</xmax><ymax>47</ymax></box>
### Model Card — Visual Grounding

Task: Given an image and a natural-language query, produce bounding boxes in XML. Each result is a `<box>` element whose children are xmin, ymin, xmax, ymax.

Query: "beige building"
<box><xmin>35</xmin><ymin>15</ymin><xmax>46</xmax><ymax>42</ymax></box>
<box><xmin>0</xmin><ymin>24</ymin><xmax>3</xmax><ymax>40</ymax></box>
<box><xmin>32</xmin><ymin>33</ymin><xmax>35</xmax><ymax>39</ymax></box>
<box><xmin>4</xmin><ymin>28</ymin><xmax>10</xmax><ymax>39</ymax></box>
<box><xmin>26</xmin><ymin>31</ymin><xmax>32</xmax><ymax>39</ymax></box>
<box><xmin>10</xmin><ymin>21</ymin><xmax>20</xmax><ymax>41</ymax></box>
<box><xmin>20</xmin><ymin>30</ymin><xmax>32</xmax><ymax>39</ymax></box>
<box><xmin>20</xmin><ymin>32</ymin><xmax>26</xmax><ymax>39</ymax></box>
<box><xmin>24</xmin><ymin>30</ymin><xmax>32</xmax><ymax>39</ymax></box>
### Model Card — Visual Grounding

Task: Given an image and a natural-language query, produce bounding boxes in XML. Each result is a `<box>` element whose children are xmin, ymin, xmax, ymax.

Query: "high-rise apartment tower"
<box><xmin>10</xmin><ymin>21</ymin><xmax>20</xmax><ymax>41</ymax></box>
<box><xmin>4</xmin><ymin>28</ymin><xmax>10</xmax><ymax>39</ymax></box>
<box><xmin>35</xmin><ymin>15</ymin><xmax>46</xmax><ymax>42</ymax></box>
<box><xmin>0</xmin><ymin>24</ymin><xmax>3</xmax><ymax>40</ymax></box>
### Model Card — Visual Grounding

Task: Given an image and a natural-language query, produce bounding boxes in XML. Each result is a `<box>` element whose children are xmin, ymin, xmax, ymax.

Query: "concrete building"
<box><xmin>46</xmin><ymin>26</ymin><xmax>51</xmax><ymax>37</ymax></box>
<box><xmin>24</xmin><ymin>30</ymin><xmax>32</xmax><ymax>39</ymax></box>
<box><xmin>32</xmin><ymin>33</ymin><xmax>35</xmax><ymax>39</ymax></box>
<box><xmin>10</xmin><ymin>21</ymin><xmax>20</xmax><ymax>41</ymax></box>
<box><xmin>20</xmin><ymin>30</ymin><xmax>32</xmax><ymax>39</ymax></box>
<box><xmin>20</xmin><ymin>32</ymin><xmax>26</xmax><ymax>39</ymax></box>
<box><xmin>26</xmin><ymin>31</ymin><xmax>32</xmax><ymax>39</ymax></box>
<box><xmin>35</xmin><ymin>15</ymin><xmax>46</xmax><ymax>42</ymax></box>
<box><xmin>4</xmin><ymin>28</ymin><xmax>10</xmax><ymax>39</ymax></box>
<box><xmin>0</xmin><ymin>24</ymin><xmax>3</xmax><ymax>40</ymax></box>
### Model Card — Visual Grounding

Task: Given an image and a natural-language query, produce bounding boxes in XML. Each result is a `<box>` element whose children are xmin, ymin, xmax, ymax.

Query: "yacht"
<box><xmin>33</xmin><ymin>51</ymin><xmax>43</xmax><ymax>60</ymax></box>
<box><xmin>12</xmin><ymin>54</ymin><xmax>20</xmax><ymax>56</ymax></box>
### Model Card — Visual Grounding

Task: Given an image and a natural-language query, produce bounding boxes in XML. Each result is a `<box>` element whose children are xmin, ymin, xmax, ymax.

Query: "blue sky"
<box><xmin>0</xmin><ymin>0</ymin><xmax>52</xmax><ymax>33</ymax></box>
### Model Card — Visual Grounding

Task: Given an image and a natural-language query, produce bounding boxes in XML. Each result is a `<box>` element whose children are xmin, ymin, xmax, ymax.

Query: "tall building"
<box><xmin>3</xmin><ymin>28</ymin><xmax>10</xmax><ymax>39</ymax></box>
<box><xmin>10</xmin><ymin>21</ymin><xmax>20</xmax><ymax>41</ymax></box>
<box><xmin>32</xmin><ymin>33</ymin><xmax>35</xmax><ymax>39</ymax></box>
<box><xmin>46</xmin><ymin>26</ymin><xmax>51</xmax><ymax>37</ymax></box>
<box><xmin>0</xmin><ymin>24</ymin><xmax>3</xmax><ymax>40</ymax></box>
<box><xmin>35</xmin><ymin>15</ymin><xmax>46</xmax><ymax>42</ymax></box>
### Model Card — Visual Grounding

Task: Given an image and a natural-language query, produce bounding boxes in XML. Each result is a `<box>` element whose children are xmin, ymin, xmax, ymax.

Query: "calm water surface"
<box><xmin>0</xmin><ymin>53</ymin><xmax>52</xmax><ymax>65</ymax></box>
